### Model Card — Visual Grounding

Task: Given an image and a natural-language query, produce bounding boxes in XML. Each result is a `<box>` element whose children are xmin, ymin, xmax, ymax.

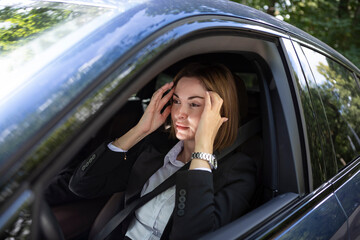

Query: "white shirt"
<box><xmin>107</xmin><ymin>141</ymin><xmax>210</xmax><ymax>240</ymax></box>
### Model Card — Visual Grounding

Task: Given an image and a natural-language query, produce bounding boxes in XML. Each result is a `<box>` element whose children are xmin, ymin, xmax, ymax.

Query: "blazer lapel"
<box><xmin>124</xmin><ymin>148</ymin><xmax>165</xmax><ymax>205</ymax></box>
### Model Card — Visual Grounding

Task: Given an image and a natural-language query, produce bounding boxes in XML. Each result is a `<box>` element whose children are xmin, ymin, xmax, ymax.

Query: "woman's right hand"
<box><xmin>136</xmin><ymin>81</ymin><xmax>174</xmax><ymax>135</ymax></box>
<box><xmin>113</xmin><ymin>82</ymin><xmax>174</xmax><ymax>151</ymax></box>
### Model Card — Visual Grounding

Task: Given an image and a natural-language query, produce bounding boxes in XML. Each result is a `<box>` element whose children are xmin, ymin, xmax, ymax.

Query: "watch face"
<box><xmin>210</xmin><ymin>159</ymin><xmax>217</xmax><ymax>170</ymax></box>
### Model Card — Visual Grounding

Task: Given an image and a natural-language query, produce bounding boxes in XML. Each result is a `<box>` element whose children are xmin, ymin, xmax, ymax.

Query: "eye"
<box><xmin>190</xmin><ymin>103</ymin><xmax>200</xmax><ymax>107</ymax></box>
<box><xmin>172</xmin><ymin>98</ymin><xmax>180</xmax><ymax>104</ymax></box>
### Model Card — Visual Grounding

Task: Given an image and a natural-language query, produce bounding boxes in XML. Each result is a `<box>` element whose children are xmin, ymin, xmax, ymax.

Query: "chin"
<box><xmin>175</xmin><ymin>132</ymin><xmax>194</xmax><ymax>141</ymax></box>
<box><xmin>175</xmin><ymin>133</ymin><xmax>185</xmax><ymax>140</ymax></box>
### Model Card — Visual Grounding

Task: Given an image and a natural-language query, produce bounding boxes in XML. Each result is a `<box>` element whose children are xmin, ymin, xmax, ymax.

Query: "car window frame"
<box><xmin>46</xmin><ymin>33</ymin><xmax>298</xmax><ymax>239</ymax></box>
<box><xmin>1</xmin><ymin>16</ymin><xmax>310</xmax><ymax>239</ymax></box>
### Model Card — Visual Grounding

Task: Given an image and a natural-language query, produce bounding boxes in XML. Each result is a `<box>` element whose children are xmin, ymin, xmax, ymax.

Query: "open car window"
<box><xmin>42</xmin><ymin>45</ymin><xmax>300</xmax><ymax>239</ymax></box>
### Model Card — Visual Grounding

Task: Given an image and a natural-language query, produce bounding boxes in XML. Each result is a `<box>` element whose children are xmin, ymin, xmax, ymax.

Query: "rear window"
<box><xmin>302</xmin><ymin>46</ymin><xmax>360</xmax><ymax>172</ymax></box>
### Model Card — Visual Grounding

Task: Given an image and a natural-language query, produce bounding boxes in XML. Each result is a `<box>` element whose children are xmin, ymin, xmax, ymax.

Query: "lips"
<box><xmin>176</xmin><ymin>123</ymin><xmax>189</xmax><ymax>130</ymax></box>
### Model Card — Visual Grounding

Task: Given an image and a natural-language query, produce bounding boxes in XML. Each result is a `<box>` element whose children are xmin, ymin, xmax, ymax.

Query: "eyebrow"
<box><xmin>173</xmin><ymin>93</ymin><xmax>204</xmax><ymax>100</ymax></box>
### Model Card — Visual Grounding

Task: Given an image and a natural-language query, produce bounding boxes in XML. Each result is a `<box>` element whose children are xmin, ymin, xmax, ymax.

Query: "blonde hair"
<box><xmin>171</xmin><ymin>63</ymin><xmax>239</xmax><ymax>151</ymax></box>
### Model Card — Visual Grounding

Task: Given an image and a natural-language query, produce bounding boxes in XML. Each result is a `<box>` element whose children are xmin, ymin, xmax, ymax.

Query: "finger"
<box><xmin>204</xmin><ymin>91</ymin><xmax>212</xmax><ymax>111</ymax></box>
<box><xmin>158</xmin><ymin>87</ymin><xmax>174</xmax><ymax>110</ymax></box>
<box><xmin>150</xmin><ymin>82</ymin><xmax>174</xmax><ymax>107</ymax></box>
<box><xmin>208</xmin><ymin>91</ymin><xmax>223</xmax><ymax>112</ymax></box>
<box><xmin>214</xmin><ymin>117</ymin><xmax>228</xmax><ymax>131</ymax></box>
<box><xmin>161</xmin><ymin>105</ymin><xmax>172</xmax><ymax>120</ymax></box>
<box><xmin>158</xmin><ymin>82</ymin><xmax>174</xmax><ymax>94</ymax></box>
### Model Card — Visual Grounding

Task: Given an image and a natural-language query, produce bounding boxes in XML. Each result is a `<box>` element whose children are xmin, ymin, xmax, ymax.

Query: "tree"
<box><xmin>231</xmin><ymin>0</ymin><xmax>360</xmax><ymax>68</ymax></box>
<box><xmin>0</xmin><ymin>6</ymin><xmax>71</xmax><ymax>53</ymax></box>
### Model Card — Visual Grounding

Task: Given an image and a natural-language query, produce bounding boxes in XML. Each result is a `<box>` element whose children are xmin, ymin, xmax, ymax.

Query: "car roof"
<box><xmin>48</xmin><ymin>0</ymin><xmax>305</xmax><ymax>35</ymax></box>
<box><xmin>2</xmin><ymin>0</ymin><xmax>358</xmax><ymax>76</ymax></box>
<box><xmin>47</xmin><ymin>0</ymin><xmax>358</xmax><ymax>71</ymax></box>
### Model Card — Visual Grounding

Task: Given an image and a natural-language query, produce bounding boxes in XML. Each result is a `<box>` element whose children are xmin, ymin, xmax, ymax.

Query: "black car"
<box><xmin>0</xmin><ymin>0</ymin><xmax>359</xmax><ymax>239</ymax></box>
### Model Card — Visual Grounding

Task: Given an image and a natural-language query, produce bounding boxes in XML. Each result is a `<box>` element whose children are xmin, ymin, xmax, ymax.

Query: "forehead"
<box><xmin>174</xmin><ymin>77</ymin><xmax>206</xmax><ymax>94</ymax></box>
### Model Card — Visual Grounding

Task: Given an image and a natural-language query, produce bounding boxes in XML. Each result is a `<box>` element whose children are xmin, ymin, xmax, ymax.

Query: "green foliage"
<box><xmin>233</xmin><ymin>1</ymin><xmax>360</xmax><ymax>189</ymax></box>
<box><xmin>316</xmin><ymin>61</ymin><xmax>360</xmax><ymax>164</ymax></box>
<box><xmin>231</xmin><ymin>0</ymin><xmax>360</xmax><ymax>68</ymax></box>
<box><xmin>0</xmin><ymin>6</ymin><xmax>71</xmax><ymax>52</ymax></box>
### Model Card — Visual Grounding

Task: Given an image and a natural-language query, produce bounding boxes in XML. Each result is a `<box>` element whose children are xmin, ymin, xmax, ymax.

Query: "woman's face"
<box><xmin>171</xmin><ymin>76</ymin><xmax>207</xmax><ymax>141</ymax></box>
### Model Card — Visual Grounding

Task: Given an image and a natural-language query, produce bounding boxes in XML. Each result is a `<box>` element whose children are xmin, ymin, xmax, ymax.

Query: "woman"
<box><xmin>69</xmin><ymin>63</ymin><xmax>256</xmax><ymax>239</ymax></box>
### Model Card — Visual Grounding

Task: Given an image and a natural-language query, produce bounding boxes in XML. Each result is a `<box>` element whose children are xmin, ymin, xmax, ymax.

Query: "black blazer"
<box><xmin>69</xmin><ymin>131</ymin><xmax>256</xmax><ymax>239</ymax></box>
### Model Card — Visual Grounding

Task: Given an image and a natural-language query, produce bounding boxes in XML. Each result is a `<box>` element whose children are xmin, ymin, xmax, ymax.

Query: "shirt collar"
<box><xmin>164</xmin><ymin>141</ymin><xmax>184</xmax><ymax>168</ymax></box>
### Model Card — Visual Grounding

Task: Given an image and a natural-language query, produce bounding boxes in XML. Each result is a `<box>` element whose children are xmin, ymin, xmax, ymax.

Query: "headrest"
<box><xmin>233</xmin><ymin>74</ymin><xmax>248</xmax><ymax>123</ymax></box>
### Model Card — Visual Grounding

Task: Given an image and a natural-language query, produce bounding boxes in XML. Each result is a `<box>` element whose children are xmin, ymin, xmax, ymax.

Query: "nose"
<box><xmin>175</xmin><ymin>104</ymin><xmax>188</xmax><ymax>119</ymax></box>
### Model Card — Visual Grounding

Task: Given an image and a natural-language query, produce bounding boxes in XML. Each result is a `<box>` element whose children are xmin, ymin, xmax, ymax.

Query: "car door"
<box><xmin>201</xmin><ymin>37</ymin><xmax>351</xmax><ymax>240</ymax></box>
<box><xmin>255</xmin><ymin>37</ymin><xmax>360</xmax><ymax>239</ymax></box>
<box><xmin>300</xmin><ymin>45</ymin><xmax>360</xmax><ymax>239</ymax></box>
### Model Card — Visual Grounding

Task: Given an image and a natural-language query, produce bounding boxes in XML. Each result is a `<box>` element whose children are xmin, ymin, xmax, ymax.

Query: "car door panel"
<box><xmin>247</xmin><ymin>182</ymin><xmax>347</xmax><ymax>239</ymax></box>
<box><xmin>199</xmin><ymin>193</ymin><xmax>299</xmax><ymax>239</ymax></box>
<box><xmin>333</xmin><ymin>157</ymin><xmax>360</xmax><ymax>239</ymax></box>
<box><xmin>275</xmin><ymin>193</ymin><xmax>347</xmax><ymax>239</ymax></box>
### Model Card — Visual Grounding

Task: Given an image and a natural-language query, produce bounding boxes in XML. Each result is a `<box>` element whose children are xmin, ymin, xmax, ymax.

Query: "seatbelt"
<box><xmin>92</xmin><ymin>164</ymin><xmax>182</xmax><ymax>240</ymax></box>
<box><xmin>216</xmin><ymin>117</ymin><xmax>261</xmax><ymax>160</ymax></box>
<box><xmin>93</xmin><ymin>117</ymin><xmax>261</xmax><ymax>240</ymax></box>
<box><xmin>253</xmin><ymin>60</ymin><xmax>279</xmax><ymax>197</ymax></box>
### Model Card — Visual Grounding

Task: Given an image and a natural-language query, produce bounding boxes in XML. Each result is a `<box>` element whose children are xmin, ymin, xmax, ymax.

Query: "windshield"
<box><xmin>0</xmin><ymin>1</ymin><xmax>116</xmax><ymax>102</ymax></box>
<box><xmin>0</xmin><ymin>0</ymin><xmax>145</xmax><ymax>166</ymax></box>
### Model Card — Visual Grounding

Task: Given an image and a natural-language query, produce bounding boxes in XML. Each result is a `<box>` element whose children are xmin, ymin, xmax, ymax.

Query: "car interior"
<box><xmin>43</xmin><ymin>49</ymin><xmax>302</xmax><ymax>239</ymax></box>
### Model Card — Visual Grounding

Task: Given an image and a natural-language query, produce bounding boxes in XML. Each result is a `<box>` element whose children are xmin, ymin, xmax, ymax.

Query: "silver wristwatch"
<box><xmin>191</xmin><ymin>152</ymin><xmax>217</xmax><ymax>169</ymax></box>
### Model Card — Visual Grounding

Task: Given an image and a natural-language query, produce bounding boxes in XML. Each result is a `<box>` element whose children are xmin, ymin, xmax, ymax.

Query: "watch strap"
<box><xmin>191</xmin><ymin>152</ymin><xmax>217</xmax><ymax>169</ymax></box>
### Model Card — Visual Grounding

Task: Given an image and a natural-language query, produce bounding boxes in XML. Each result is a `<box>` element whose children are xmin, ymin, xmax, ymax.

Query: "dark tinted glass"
<box><xmin>303</xmin><ymin>47</ymin><xmax>360</xmax><ymax>171</ymax></box>
<box><xmin>299</xmin><ymin>78</ymin><xmax>328</xmax><ymax>188</ymax></box>
<box><xmin>292</xmin><ymin>42</ymin><xmax>335</xmax><ymax>188</ymax></box>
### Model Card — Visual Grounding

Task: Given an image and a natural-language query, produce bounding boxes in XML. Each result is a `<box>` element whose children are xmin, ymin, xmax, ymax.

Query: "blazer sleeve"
<box><xmin>169</xmin><ymin>152</ymin><xmax>256</xmax><ymax>240</ymax></box>
<box><xmin>69</xmin><ymin>140</ymin><xmax>146</xmax><ymax>199</ymax></box>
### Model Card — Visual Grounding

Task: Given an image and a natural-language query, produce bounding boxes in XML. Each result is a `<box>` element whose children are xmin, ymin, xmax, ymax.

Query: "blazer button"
<box><xmin>179</xmin><ymin>196</ymin><xmax>186</xmax><ymax>203</ymax></box>
<box><xmin>178</xmin><ymin>202</ymin><xmax>185</xmax><ymax>210</ymax></box>
<box><xmin>177</xmin><ymin>209</ymin><xmax>185</xmax><ymax>216</ymax></box>
<box><xmin>179</xmin><ymin>189</ymin><xmax>186</xmax><ymax>196</ymax></box>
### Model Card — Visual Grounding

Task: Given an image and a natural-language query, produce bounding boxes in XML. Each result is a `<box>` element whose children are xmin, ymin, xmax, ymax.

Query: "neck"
<box><xmin>178</xmin><ymin>140</ymin><xmax>195</xmax><ymax>164</ymax></box>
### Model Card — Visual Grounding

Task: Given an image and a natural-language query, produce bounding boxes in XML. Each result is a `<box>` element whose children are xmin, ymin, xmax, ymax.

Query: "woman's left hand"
<box><xmin>194</xmin><ymin>91</ymin><xmax>228</xmax><ymax>154</ymax></box>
